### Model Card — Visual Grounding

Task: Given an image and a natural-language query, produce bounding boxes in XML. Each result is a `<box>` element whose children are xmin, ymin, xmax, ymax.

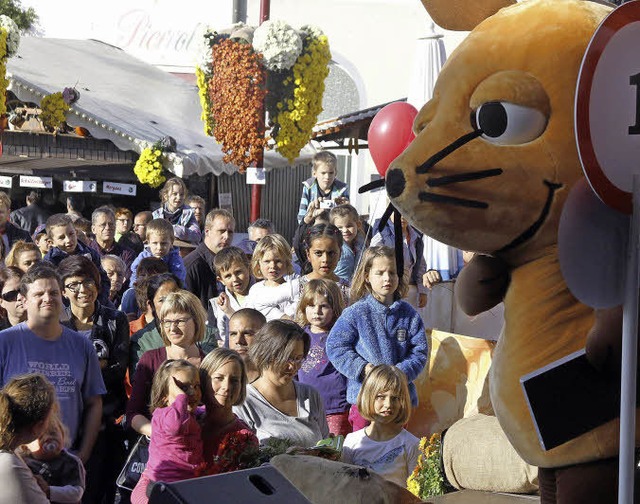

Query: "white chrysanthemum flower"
<box><xmin>299</xmin><ymin>25</ymin><xmax>324</xmax><ymax>40</ymax></box>
<box><xmin>0</xmin><ymin>15</ymin><xmax>20</xmax><ymax>58</ymax></box>
<box><xmin>195</xmin><ymin>27</ymin><xmax>215</xmax><ymax>70</ymax></box>
<box><xmin>253</xmin><ymin>20</ymin><xmax>302</xmax><ymax>71</ymax></box>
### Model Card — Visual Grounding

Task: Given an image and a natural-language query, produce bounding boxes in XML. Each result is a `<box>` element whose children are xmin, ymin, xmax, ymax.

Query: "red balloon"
<box><xmin>368</xmin><ymin>102</ymin><xmax>418</xmax><ymax>177</ymax></box>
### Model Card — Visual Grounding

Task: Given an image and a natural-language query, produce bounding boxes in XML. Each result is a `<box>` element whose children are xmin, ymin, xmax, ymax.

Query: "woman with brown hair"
<box><xmin>0</xmin><ymin>373</ymin><xmax>56</xmax><ymax>503</ymax></box>
<box><xmin>234</xmin><ymin>319</ymin><xmax>329</xmax><ymax>447</ymax></box>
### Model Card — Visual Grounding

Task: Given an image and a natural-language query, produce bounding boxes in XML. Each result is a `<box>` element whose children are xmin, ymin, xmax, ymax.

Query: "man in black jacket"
<box><xmin>10</xmin><ymin>190</ymin><xmax>49</xmax><ymax>235</ymax></box>
<box><xmin>183</xmin><ymin>209</ymin><xmax>235</xmax><ymax>323</ymax></box>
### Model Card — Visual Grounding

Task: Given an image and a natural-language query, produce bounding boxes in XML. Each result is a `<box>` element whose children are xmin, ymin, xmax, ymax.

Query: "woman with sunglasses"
<box><xmin>234</xmin><ymin>319</ymin><xmax>329</xmax><ymax>447</ymax></box>
<box><xmin>0</xmin><ymin>267</ymin><xmax>26</xmax><ymax>330</ymax></box>
<box><xmin>57</xmin><ymin>254</ymin><xmax>129</xmax><ymax>504</ymax></box>
<box><xmin>127</xmin><ymin>290</ymin><xmax>209</xmax><ymax>438</ymax></box>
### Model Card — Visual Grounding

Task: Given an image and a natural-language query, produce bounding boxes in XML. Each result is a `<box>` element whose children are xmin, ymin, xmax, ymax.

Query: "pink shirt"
<box><xmin>145</xmin><ymin>394</ymin><xmax>204</xmax><ymax>482</ymax></box>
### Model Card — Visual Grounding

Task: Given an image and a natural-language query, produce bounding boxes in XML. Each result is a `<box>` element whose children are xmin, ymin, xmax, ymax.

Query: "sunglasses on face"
<box><xmin>1</xmin><ymin>290</ymin><xmax>19</xmax><ymax>302</ymax></box>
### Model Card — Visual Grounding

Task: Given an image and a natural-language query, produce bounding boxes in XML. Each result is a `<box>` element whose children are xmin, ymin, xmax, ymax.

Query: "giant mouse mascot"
<box><xmin>386</xmin><ymin>0</ymin><xmax>638</xmax><ymax>502</ymax></box>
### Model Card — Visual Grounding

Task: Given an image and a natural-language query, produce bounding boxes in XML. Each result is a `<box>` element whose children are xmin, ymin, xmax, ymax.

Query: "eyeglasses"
<box><xmin>162</xmin><ymin>317</ymin><xmax>193</xmax><ymax>329</ymax></box>
<box><xmin>64</xmin><ymin>279</ymin><xmax>96</xmax><ymax>293</ymax></box>
<box><xmin>1</xmin><ymin>290</ymin><xmax>19</xmax><ymax>302</ymax></box>
<box><xmin>286</xmin><ymin>356</ymin><xmax>305</xmax><ymax>366</ymax></box>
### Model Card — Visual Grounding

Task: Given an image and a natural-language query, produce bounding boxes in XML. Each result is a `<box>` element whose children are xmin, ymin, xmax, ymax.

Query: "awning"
<box><xmin>311</xmin><ymin>99</ymin><xmax>406</xmax><ymax>150</ymax></box>
<box><xmin>6</xmin><ymin>37</ymin><xmax>309</xmax><ymax>178</ymax></box>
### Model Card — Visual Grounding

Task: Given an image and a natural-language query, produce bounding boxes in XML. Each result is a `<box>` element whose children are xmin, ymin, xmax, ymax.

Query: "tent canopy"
<box><xmin>7</xmin><ymin>37</ymin><xmax>305</xmax><ymax>177</ymax></box>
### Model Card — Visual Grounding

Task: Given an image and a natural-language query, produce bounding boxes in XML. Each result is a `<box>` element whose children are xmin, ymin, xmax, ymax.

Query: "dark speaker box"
<box><xmin>148</xmin><ymin>465</ymin><xmax>311</xmax><ymax>503</ymax></box>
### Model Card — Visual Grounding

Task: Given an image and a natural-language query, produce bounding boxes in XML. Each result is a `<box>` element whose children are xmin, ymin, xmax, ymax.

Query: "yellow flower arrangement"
<box><xmin>134</xmin><ymin>144</ymin><xmax>167</xmax><ymax>188</ymax></box>
<box><xmin>272</xmin><ymin>31</ymin><xmax>331</xmax><ymax>162</ymax></box>
<box><xmin>196</xmin><ymin>65</ymin><xmax>214</xmax><ymax>136</ymax></box>
<box><xmin>0</xmin><ymin>28</ymin><xmax>8</xmax><ymax>118</ymax></box>
<box><xmin>407</xmin><ymin>433</ymin><xmax>448</xmax><ymax>499</ymax></box>
<box><xmin>39</xmin><ymin>92</ymin><xmax>70</xmax><ymax>132</ymax></box>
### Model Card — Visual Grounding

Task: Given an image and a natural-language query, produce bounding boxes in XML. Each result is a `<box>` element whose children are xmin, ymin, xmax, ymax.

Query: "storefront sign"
<box><xmin>63</xmin><ymin>180</ymin><xmax>97</xmax><ymax>193</ymax></box>
<box><xmin>103</xmin><ymin>181</ymin><xmax>137</xmax><ymax>196</ymax></box>
<box><xmin>0</xmin><ymin>176</ymin><xmax>12</xmax><ymax>188</ymax></box>
<box><xmin>19</xmin><ymin>175</ymin><xmax>53</xmax><ymax>189</ymax></box>
<box><xmin>246</xmin><ymin>167</ymin><xmax>266</xmax><ymax>185</ymax></box>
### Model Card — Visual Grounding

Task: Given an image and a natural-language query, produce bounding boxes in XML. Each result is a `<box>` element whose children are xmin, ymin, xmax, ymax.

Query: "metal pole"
<box><xmin>232</xmin><ymin>0</ymin><xmax>247</xmax><ymax>23</ymax></box>
<box><xmin>619</xmin><ymin>173</ymin><xmax>640</xmax><ymax>504</ymax></box>
<box><xmin>250</xmin><ymin>0</ymin><xmax>270</xmax><ymax>222</ymax></box>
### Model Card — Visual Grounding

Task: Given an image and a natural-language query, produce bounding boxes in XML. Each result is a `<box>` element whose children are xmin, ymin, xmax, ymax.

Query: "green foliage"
<box><xmin>0</xmin><ymin>0</ymin><xmax>37</xmax><ymax>31</ymax></box>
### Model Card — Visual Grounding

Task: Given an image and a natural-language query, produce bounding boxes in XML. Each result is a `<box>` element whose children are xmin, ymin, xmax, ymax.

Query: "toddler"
<box><xmin>130</xmin><ymin>218</ymin><xmax>186</xmax><ymax>285</ymax></box>
<box><xmin>131</xmin><ymin>359</ymin><xmax>204</xmax><ymax>504</ymax></box>
<box><xmin>297</xmin><ymin>151</ymin><xmax>349</xmax><ymax>224</ymax></box>
<box><xmin>326</xmin><ymin>246</ymin><xmax>428</xmax><ymax>431</ymax></box>
<box><xmin>211</xmin><ymin>246</ymin><xmax>254</xmax><ymax>346</ymax></box>
<box><xmin>342</xmin><ymin>365</ymin><xmax>420</xmax><ymax>487</ymax></box>
<box><xmin>22</xmin><ymin>412</ymin><xmax>86</xmax><ymax>504</ymax></box>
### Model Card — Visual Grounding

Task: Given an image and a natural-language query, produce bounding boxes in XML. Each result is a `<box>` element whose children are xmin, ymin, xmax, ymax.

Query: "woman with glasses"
<box><xmin>127</xmin><ymin>290</ymin><xmax>210</xmax><ymax>438</ymax></box>
<box><xmin>234</xmin><ymin>319</ymin><xmax>329</xmax><ymax>447</ymax></box>
<box><xmin>0</xmin><ymin>267</ymin><xmax>26</xmax><ymax>330</ymax></box>
<box><xmin>58</xmin><ymin>255</ymin><xmax>129</xmax><ymax>504</ymax></box>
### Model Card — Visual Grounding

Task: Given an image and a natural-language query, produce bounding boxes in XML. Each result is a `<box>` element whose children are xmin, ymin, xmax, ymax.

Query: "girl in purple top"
<box><xmin>131</xmin><ymin>360</ymin><xmax>204</xmax><ymax>504</ymax></box>
<box><xmin>296</xmin><ymin>279</ymin><xmax>351</xmax><ymax>436</ymax></box>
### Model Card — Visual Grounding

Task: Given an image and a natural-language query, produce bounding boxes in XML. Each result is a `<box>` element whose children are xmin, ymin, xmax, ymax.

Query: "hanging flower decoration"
<box><xmin>407</xmin><ymin>433</ymin><xmax>449</xmax><ymax>499</ymax></box>
<box><xmin>39</xmin><ymin>92</ymin><xmax>70</xmax><ymax>132</ymax></box>
<box><xmin>210</xmin><ymin>36</ymin><xmax>267</xmax><ymax>172</ymax></box>
<box><xmin>197</xmin><ymin>20</ymin><xmax>331</xmax><ymax>169</ymax></box>
<box><xmin>134</xmin><ymin>140</ymin><xmax>167</xmax><ymax>188</ymax></box>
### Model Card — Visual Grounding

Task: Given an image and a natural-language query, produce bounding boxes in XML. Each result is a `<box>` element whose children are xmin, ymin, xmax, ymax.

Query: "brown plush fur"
<box><xmin>389</xmin><ymin>0</ymin><xmax>635</xmax><ymax>469</ymax></box>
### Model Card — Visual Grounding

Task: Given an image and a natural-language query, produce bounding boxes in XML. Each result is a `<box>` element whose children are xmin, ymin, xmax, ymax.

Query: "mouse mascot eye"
<box><xmin>473</xmin><ymin>101</ymin><xmax>547</xmax><ymax>145</ymax></box>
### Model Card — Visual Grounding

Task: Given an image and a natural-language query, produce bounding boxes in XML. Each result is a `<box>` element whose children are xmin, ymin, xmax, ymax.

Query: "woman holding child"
<box><xmin>127</xmin><ymin>290</ymin><xmax>210</xmax><ymax>437</ymax></box>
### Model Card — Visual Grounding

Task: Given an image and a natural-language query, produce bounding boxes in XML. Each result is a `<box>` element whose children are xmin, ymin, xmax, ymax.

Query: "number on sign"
<box><xmin>630</xmin><ymin>72</ymin><xmax>640</xmax><ymax>135</ymax></box>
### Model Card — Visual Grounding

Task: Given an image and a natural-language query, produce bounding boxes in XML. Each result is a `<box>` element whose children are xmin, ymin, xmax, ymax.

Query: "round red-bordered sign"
<box><xmin>575</xmin><ymin>1</ymin><xmax>640</xmax><ymax>215</ymax></box>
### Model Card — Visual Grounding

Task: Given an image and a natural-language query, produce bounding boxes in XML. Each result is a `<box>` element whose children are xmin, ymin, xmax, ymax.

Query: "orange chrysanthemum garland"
<box><xmin>210</xmin><ymin>38</ymin><xmax>267</xmax><ymax>172</ymax></box>
<box><xmin>0</xmin><ymin>28</ymin><xmax>8</xmax><ymax>118</ymax></box>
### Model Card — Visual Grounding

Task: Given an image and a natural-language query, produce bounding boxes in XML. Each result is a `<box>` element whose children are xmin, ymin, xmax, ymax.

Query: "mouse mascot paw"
<box><xmin>455</xmin><ymin>254</ymin><xmax>509</xmax><ymax>316</ymax></box>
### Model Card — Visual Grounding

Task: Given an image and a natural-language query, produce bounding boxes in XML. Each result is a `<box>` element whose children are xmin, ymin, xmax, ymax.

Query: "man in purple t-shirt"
<box><xmin>0</xmin><ymin>263</ymin><xmax>105</xmax><ymax>464</ymax></box>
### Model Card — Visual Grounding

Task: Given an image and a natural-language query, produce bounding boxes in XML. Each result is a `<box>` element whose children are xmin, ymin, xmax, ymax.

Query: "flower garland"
<box><xmin>134</xmin><ymin>141</ymin><xmax>167</xmax><ymax>188</ymax></box>
<box><xmin>270</xmin><ymin>26</ymin><xmax>331</xmax><ymax>162</ymax></box>
<box><xmin>210</xmin><ymin>37</ymin><xmax>267</xmax><ymax>172</ymax></box>
<box><xmin>39</xmin><ymin>92</ymin><xmax>70</xmax><ymax>132</ymax></box>
<box><xmin>407</xmin><ymin>433</ymin><xmax>448</xmax><ymax>499</ymax></box>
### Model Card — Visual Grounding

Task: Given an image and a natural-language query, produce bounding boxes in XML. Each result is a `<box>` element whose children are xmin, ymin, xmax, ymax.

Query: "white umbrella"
<box><xmin>407</xmin><ymin>21</ymin><xmax>446</xmax><ymax>110</ymax></box>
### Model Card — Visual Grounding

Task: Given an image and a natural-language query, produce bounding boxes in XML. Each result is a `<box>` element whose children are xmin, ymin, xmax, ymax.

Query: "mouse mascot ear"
<box><xmin>420</xmin><ymin>0</ymin><xmax>515</xmax><ymax>30</ymax></box>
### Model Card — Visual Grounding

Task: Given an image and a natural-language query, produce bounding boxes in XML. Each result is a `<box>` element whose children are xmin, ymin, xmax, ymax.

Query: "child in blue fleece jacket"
<box><xmin>326</xmin><ymin>246</ymin><xmax>428</xmax><ymax>431</ymax></box>
<box><xmin>130</xmin><ymin>218</ymin><xmax>186</xmax><ymax>285</ymax></box>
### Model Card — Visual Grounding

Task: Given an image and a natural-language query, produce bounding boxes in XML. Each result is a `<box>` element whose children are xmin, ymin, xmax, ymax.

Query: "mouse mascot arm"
<box><xmin>455</xmin><ymin>254</ymin><xmax>510</xmax><ymax>316</ymax></box>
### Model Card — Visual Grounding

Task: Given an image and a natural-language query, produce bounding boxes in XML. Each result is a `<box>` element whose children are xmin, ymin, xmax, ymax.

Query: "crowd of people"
<box><xmin>0</xmin><ymin>151</ymin><xmax>457</xmax><ymax>503</ymax></box>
